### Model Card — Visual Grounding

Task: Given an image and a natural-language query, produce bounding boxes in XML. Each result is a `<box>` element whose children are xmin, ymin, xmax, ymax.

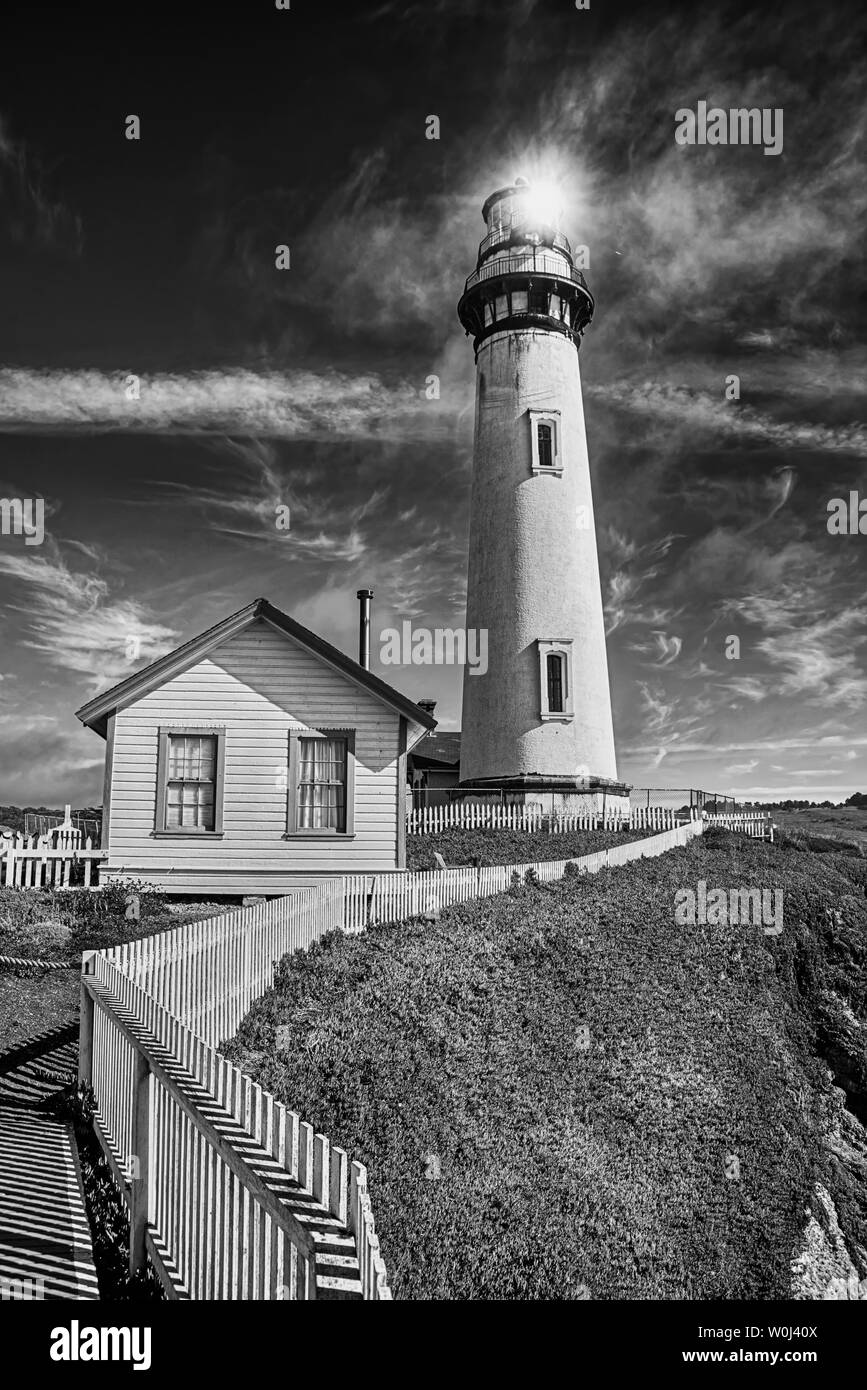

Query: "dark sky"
<box><xmin>1</xmin><ymin>0</ymin><xmax>866</xmax><ymax>805</ymax></box>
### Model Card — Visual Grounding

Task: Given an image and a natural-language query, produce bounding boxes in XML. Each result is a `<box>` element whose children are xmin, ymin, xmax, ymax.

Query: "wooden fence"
<box><xmin>406</xmin><ymin>802</ymin><xmax>683</xmax><ymax>836</ymax></box>
<box><xmin>0</xmin><ymin>833</ymin><xmax>105</xmax><ymax>889</ymax></box>
<box><xmin>342</xmin><ymin>820</ymin><xmax>698</xmax><ymax>929</ymax></box>
<box><xmin>80</xmin><ymin>880</ymin><xmax>388</xmax><ymax>1301</ymax></box>
<box><xmin>79</xmin><ymin>817</ymin><xmax>705</xmax><ymax>1302</ymax></box>
<box><xmin>702</xmin><ymin>811</ymin><xmax>775</xmax><ymax>841</ymax></box>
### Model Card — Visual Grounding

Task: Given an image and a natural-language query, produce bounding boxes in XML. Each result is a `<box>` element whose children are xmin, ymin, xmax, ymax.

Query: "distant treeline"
<box><xmin>749</xmin><ymin>794</ymin><xmax>867</xmax><ymax>810</ymax></box>
<box><xmin>0</xmin><ymin>805</ymin><xmax>103</xmax><ymax>834</ymax></box>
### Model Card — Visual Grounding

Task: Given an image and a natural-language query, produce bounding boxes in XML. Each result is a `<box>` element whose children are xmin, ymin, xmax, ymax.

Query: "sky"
<box><xmin>1</xmin><ymin>0</ymin><xmax>865</xmax><ymax>806</ymax></box>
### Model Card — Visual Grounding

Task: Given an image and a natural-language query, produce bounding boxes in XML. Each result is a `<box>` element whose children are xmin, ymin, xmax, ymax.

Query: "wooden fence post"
<box><xmin>78</xmin><ymin>951</ymin><xmax>96</xmax><ymax>1087</ymax></box>
<box><xmin>129</xmin><ymin>1049</ymin><xmax>152</xmax><ymax>1275</ymax></box>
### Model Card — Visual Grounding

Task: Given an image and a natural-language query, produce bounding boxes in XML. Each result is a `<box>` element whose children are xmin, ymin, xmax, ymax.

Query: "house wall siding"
<box><xmin>106</xmin><ymin>619</ymin><xmax>402</xmax><ymax>891</ymax></box>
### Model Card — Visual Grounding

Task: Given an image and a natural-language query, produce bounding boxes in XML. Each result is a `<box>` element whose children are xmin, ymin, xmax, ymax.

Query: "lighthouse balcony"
<box><xmin>463</xmin><ymin>250</ymin><xmax>589</xmax><ymax>296</ymax></box>
<box><xmin>477</xmin><ymin>222</ymin><xmax>573</xmax><ymax>265</ymax></box>
<box><xmin>458</xmin><ymin>252</ymin><xmax>594</xmax><ymax>348</ymax></box>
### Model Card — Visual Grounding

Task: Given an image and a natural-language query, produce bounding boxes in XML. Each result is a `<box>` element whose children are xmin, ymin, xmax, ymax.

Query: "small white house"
<box><xmin>76</xmin><ymin>598</ymin><xmax>436</xmax><ymax>896</ymax></box>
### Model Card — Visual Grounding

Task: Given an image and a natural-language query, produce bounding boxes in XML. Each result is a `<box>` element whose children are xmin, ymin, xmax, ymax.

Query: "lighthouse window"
<box><xmin>547</xmin><ymin>653</ymin><xmax>565</xmax><ymax>712</ymax></box>
<box><xmin>529</xmin><ymin>289</ymin><xmax>548</xmax><ymax>315</ymax></box>
<box><xmin>538</xmin><ymin>639</ymin><xmax>574</xmax><ymax>720</ymax></box>
<box><xmin>537</xmin><ymin>423</ymin><xmax>554</xmax><ymax>468</ymax></box>
<box><xmin>528</xmin><ymin>410</ymin><xmax>562</xmax><ymax>474</ymax></box>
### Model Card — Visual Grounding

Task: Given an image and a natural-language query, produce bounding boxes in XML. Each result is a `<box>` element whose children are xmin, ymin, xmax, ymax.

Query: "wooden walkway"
<box><xmin>0</xmin><ymin>1023</ymin><xmax>99</xmax><ymax>1299</ymax></box>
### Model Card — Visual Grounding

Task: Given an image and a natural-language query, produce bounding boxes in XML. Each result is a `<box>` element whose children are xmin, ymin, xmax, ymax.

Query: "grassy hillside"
<box><xmin>224</xmin><ymin>828</ymin><xmax>867</xmax><ymax>1300</ymax></box>
<box><xmin>773</xmin><ymin>806</ymin><xmax>867</xmax><ymax>852</ymax></box>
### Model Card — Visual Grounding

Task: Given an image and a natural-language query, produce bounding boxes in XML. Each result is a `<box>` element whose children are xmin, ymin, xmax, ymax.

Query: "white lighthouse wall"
<box><xmin>460</xmin><ymin>327</ymin><xmax>618</xmax><ymax>787</ymax></box>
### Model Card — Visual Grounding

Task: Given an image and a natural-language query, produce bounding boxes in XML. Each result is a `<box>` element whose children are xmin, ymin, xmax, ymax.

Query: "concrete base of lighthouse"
<box><xmin>456</xmin><ymin>774</ymin><xmax>631</xmax><ymax>819</ymax></box>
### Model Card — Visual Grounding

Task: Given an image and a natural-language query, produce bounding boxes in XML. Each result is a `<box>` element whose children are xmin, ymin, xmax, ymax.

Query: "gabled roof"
<box><xmin>75</xmin><ymin>597</ymin><xmax>439</xmax><ymax>740</ymax></box>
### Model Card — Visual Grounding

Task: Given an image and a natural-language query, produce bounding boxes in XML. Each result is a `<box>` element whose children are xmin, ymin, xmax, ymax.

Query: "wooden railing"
<box><xmin>0</xmin><ymin>833</ymin><xmax>105</xmax><ymax>889</ymax></box>
<box><xmin>79</xmin><ymin>819</ymin><xmax>707</xmax><ymax>1301</ymax></box>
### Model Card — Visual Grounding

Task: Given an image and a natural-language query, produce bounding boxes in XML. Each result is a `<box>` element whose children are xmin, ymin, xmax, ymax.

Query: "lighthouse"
<box><xmin>456</xmin><ymin>178</ymin><xmax>629</xmax><ymax>814</ymax></box>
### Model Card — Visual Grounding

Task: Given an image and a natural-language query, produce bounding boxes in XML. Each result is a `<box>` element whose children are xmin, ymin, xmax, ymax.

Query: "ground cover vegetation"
<box><xmin>226</xmin><ymin>828</ymin><xmax>867</xmax><ymax>1299</ymax></box>
<box><xmin>406</xmin><ymin>825</ymin><xmax>648</xmax><ymax>870</ymax></box>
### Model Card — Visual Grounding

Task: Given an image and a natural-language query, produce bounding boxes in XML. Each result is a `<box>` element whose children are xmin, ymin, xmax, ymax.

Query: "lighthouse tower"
<box><xmin>456</xmin><ymin>178</ymin><xmax>629</xmax><ymax>814</ymax></box>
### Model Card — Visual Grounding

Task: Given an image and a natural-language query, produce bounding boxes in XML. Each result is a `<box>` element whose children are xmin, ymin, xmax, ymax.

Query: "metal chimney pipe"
<box><xmin>356</xmin><ymin>588</ymin><xmax>373</xmax><ymax>670</ymax></box>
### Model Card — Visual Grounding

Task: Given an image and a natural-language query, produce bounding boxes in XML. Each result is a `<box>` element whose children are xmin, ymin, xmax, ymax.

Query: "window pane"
<box><xmin>538</xmin><ymin>422</ymin><xmax>554</xmax><ymax>468</ymax></box>
<box><xmin>547</xmin><ymin>653</ymin><xmax>564</xmax><ymax>712</ymax></box>
<box><xmin>164</xmin><ymin>733</ymin><xmax>217</xmax><ymax>830</ymax></box>
<box><xmin>168</xmin><ymin>734</ymin><xmax>216</xmax><ymax>780</ymax></box>
<box><xmin>296</xmin><ymin>736</ymin><xmax>348</xmax><ymax>832</ymax></box>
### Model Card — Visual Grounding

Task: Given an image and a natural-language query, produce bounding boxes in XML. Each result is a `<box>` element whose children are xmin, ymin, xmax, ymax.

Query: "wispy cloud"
<box><xmin>587</xmin><ymin>383</ymin><xmax>867</xmax><ymax>457</ymax></box>
<box><xmin>0</xmin><ymin>113</ymin><xmax>83</xmax><ymax>256</ymax></box>
<box><xmin>721</xmin><ymin>676</ymin><xmax>768</xmax><ymax>704</ymax></box>
<box><xmin>723</xmin><ymin>590</ymin><xmax>867</xmax><ymax>711</ymax></box>
<box><xmin>0</xmin><ymin>368</ymin><xmax>465</xmax><ymax>439</ymax></box>
<box><xmin>0</xmin><ymin>550</ymin><xmax>178</xmax><ymax>692</ymax></box>
<box><xmin>622</xmin><ymin>736</ymin><xmax>867</xmax><ymax>756</ymax></box>
<box><xmin>603</xmin><ymin>529</ymin><xmax>683</xmax><ymax>634</ymax></box>
<box><xmin>629</xmin><ymin>631</ymin><xmax>683</xmax><ymax>666</ymax></box>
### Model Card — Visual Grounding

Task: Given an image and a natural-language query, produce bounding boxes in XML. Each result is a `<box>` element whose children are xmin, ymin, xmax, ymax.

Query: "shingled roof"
<box><xmin>409</xmin><ymin>731</ymin><xmax>461</xmax><ymax>766</ymax></box>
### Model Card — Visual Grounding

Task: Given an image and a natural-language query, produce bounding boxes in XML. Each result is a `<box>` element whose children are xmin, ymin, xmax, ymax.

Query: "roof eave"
<box><xmin>74</xmin><ymin>597</ymin><xmax>438</xmax><ymax>736</ymax></box>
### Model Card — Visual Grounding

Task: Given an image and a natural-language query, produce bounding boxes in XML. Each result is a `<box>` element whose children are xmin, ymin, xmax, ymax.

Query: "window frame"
<box><xmin>537</xmin><ymin>640</ymin><xmax>574</xmax><ymax>721</ymax></box>
<box><xmin>537</xmin><ymin>421</ymin><xmax>555</xmax><ymax>469</ymax></box>
<box><xmin>154</xmin><ymin>726</ymin><xmax>226</xmax><ymax>837</ymax></box>
<box><xmin>285</xmin><ymin>727</ymin><xmax>356</xmax><ymax>839</ymax></box>
<box><xmin>528</xmin><ymin>409</ymin><xmax>563</xmax><ymax>475</ymax></box>
<box><xmin>546</xmin><ymin>650</ymin><xmax>565</xmax><ymax>712</ymax></box>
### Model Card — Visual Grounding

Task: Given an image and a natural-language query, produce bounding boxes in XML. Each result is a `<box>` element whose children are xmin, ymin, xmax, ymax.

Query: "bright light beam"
<box><xmin>518</xmin><ymin>179</ymin><xmax>562</xmax><ymax>227</ymax></box>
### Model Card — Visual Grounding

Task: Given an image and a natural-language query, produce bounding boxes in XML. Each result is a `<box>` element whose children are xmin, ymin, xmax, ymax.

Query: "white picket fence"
<box><xmin>406</xmin><ymin>802</ymin><xmax>683</xmax><ymax>836</ymax></box>
<box><xmin>81</xmin><ymin>879</ymin><xmax>388</xmax><ymax>1301</ymax></box>
<box><xmin>343</xmin><ymin>819</ymin><xmax>694</xmax><ymax>929</ymax></box>
<box><xmin>0</xmin><ymin>833</ymin><xmax>105</xmax><ymax>889</ymax></box>
<box><xmin>702</xmin><ymin>811</ymin><xmax>775</xmax><ymax>841</ymax></box>
<box><xmin>80</xmin><ymin>817</ymin><xmax>706</xmax><ymax>1302</ymax></box>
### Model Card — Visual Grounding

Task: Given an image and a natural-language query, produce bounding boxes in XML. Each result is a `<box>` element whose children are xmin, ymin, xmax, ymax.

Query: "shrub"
<box><xmin>225</xmin><ymin>836</ymin><xmax>867</xmax><ymax>1299</ymax></box>
<box><xmin>407</xmin><ymin>825</ymin><xmax>647</xmax><ymax>870</ymax></box>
